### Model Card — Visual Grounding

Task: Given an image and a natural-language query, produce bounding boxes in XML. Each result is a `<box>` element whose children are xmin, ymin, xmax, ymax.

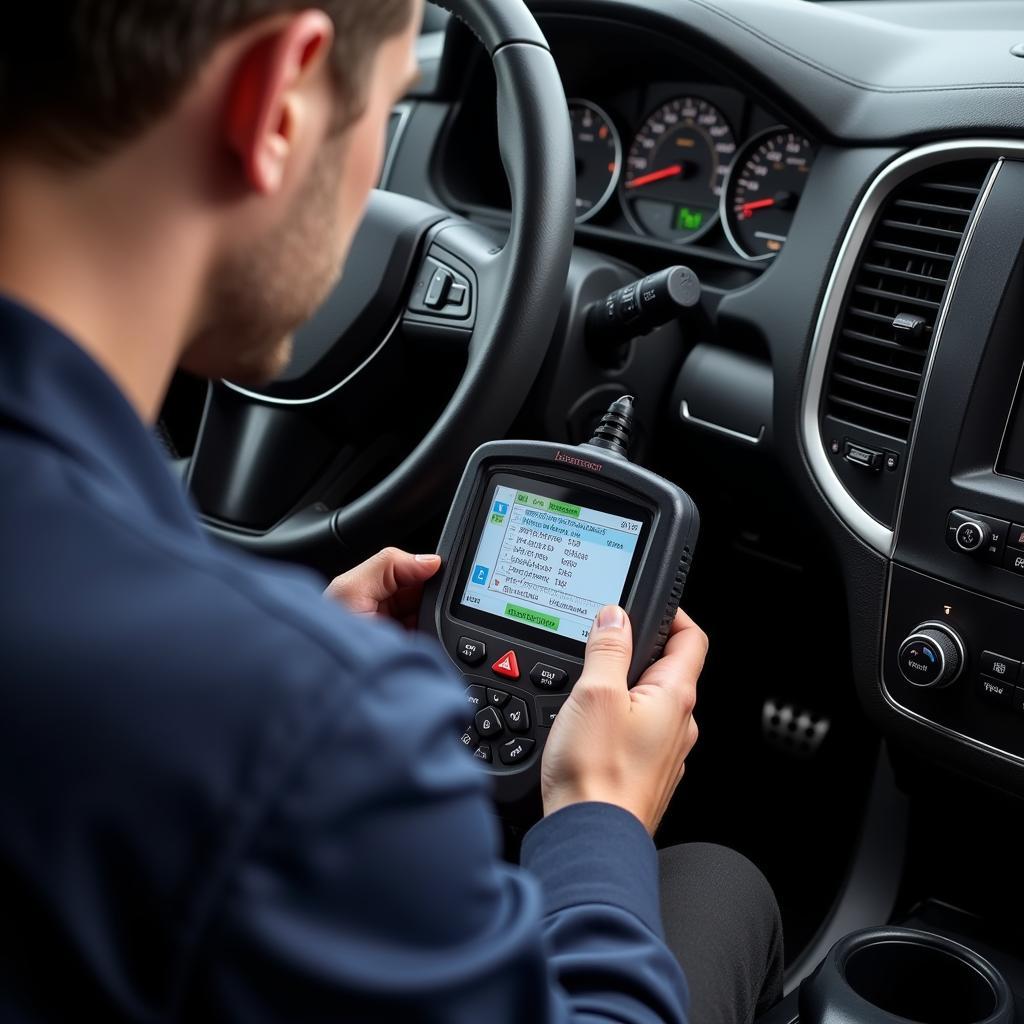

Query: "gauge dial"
<box><xmin>621</xmin><ymin>96</ymin><xmax>737</xmax><ymax>243</ymax></box>
<box><xmin>722</xmin><ymin>129</ymin><xmax>815</xmax><ymax>260</ymax></box>
<box><xmin>569</xmin><ymin>100</ymin><xmax>622</xmax><ymax>224</ymax></box>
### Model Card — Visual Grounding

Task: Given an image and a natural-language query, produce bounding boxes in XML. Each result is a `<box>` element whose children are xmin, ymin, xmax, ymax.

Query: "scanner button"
<box><xmin>465</xmin><ymin>685</ymin><xmax>486</xmax><ymax>709</ymax></box>
<box><xmin>458</xmin><ymin>637</ymin><xmax>487</xmax><ymax>666</ymax></box>
<box><xmin>492</xmin><ymin>650</ymin><xmax>520</xmax><ymax>679</ymax></box>
<box><xmin>487</xmin><ymin>688</ymin><xmax>510</xmax><ymax>707</ymax></box>
<box><xmin>530</xmin><ymin>663</ymin><xmax>567</xmax><ymax>691</ymax></box>
<box><xmin>472</xmin><ymin>744</ymin><xmax>492</xmax><ymax>764</ymax></box>
<box><xmin>499</xmin><ymin>737</ymin><xmax>536</xmax><ymax>765</ymax></box>
<box><xmin>474</xmin><ymin>706</ymin><xmax>503</xmax><ymax>738</ymax></box>
<box><xmin>536</xmin><ymin>695</ymin><xmax>568</xmax><ymax>728</ymax></box>
<box><xmin>504</xmin><ymin>697</ymin><xmax>530</xmax><ymax>734</ymax></box>
<box><xmin>458</xmin><ymin>726</ymin><xmax>477</xmax><ymax>749</ymax></box>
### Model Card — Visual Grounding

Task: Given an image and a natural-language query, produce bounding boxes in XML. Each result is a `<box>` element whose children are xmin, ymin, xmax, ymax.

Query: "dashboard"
<box><xmin>384</xmin><ymin>0</ymin><xmax>1024</xmax><ymax>799</ymax></box>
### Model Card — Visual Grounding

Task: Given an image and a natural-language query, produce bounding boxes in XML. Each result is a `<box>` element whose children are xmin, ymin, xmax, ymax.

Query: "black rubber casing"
<box><xmin>419</xmin><ymin>439</ymin><xmax>700</xmax><ymax>804</ymax></box>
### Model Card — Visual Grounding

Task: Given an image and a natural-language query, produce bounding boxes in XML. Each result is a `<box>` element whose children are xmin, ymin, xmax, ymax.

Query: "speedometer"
<box><xmin>721</xmin><ymin>128</ymin><xmax>815</xmax><ymax>260</ymax></box>
<box><xmin>621</xmin><ymin>96</ymin><xmax>737</xmax><ymax>244</ymax></box>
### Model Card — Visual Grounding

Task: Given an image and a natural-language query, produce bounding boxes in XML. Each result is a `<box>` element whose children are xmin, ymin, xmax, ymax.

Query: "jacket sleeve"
<box><xmin>183</xmin><ymin>635</ymin><xmax>689</xmax><ymax>1024</ymax></box>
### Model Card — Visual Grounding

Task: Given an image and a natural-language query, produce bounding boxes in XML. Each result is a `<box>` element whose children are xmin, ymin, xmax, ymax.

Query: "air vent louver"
<box><xmin>825</xmin><ymin>160</ymin><xmax>990</xmax><ymax>442</ymax></box>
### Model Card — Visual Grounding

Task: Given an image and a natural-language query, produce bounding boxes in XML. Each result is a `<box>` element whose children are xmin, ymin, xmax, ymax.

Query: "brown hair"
<box><xmin>0</xmin><ymin>0</ymin><xmax>414</xmax><ymax>164</ymax></box>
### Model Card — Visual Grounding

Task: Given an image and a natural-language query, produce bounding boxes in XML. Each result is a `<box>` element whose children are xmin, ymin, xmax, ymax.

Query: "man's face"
<box><xmin>183</xmin><ymin>6</ymin><xmax>422</xmax><ymax>384</ymax></box>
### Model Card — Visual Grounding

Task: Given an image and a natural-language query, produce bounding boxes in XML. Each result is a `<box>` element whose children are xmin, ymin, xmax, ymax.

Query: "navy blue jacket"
<box><xmin>0</xmin><ymin>295</ymin><xmax>689</xmax><ymax>1023</ymax></box>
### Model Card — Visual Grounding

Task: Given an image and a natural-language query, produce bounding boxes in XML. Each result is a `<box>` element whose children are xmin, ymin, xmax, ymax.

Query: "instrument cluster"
<box><xmin>568</xmin><ymin>91</ymin><xmax>815</xmax><ymax>262</ymax></box>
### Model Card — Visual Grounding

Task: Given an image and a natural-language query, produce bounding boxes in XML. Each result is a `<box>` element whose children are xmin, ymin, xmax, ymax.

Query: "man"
<box><xmin>0</xmin><ymin>2</ymin><xmax>783</xmax><ymax>1021</ymax></box>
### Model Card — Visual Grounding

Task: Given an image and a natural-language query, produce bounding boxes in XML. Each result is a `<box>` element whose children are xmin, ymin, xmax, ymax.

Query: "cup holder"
<box><xmin>800</xmin><ymin>927</ymin><xmax>1014</xmax><ymax>1024</ymax></box>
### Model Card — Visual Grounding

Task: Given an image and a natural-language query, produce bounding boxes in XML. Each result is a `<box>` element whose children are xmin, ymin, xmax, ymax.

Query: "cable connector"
<box><xmin>585</xmin><ymin>395</ymin><xmax>636</xmax><ymax>459</ymax></box>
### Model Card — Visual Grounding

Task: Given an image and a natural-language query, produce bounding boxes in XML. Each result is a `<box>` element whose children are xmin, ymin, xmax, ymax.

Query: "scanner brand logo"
<box><xmin>553</xmin><ymin>451</ymin><xmax>604</xmax><ymax>473</ymax></box>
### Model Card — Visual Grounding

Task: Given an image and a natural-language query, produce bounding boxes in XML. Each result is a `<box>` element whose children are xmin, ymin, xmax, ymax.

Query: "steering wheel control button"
<box><xmin>424</xmin><ymin>268</ymin><xmax>454</xmax><ymax>310</ymax></box>
<box><xmin>979</xmin><ymin>651</ymin><xmax>1020</xmax><ymax>683</ymax></box>
<box><xmin>474</xmin><ymin>706</ymin><xmax>503</xmax><ymax>738</ymax></box>
<box><xmin>946</xmin><ymin>510</ymin><xmax>1009</xmax><ymax>564</ymax></box>
<box><xmin>530</xmin><ymin>663</ymin><xmax>568</xmax><ymax>690</ymax></box>
<box><xmin>407</xmin><ymin>256</ymin><xmax>473</xmax><ymax>321</ymax></box>
<box><xmin>897</xmin><ymin>625</ymin><xmax>964</xmax><ymax>689</ymax></box>
<box><xmin>498</xmin><ymin>737</ymin><xmax>536</xmax><ymax>766</ymax></box>
<box><xmin>472</xmin><ymin>744</ymin><xmax>492</xmax><ymax>764</ymax></box>
<box><xmin>491</xmin><ymin>650</ymin><xmax>520</xmax><ymax>679</ymax></box>
<box><xmin>954</xmin><ymin>520</ymin><xmax>988</xmax><ymax>553</ymax></box>
<box><xmin>458</xmin><ymin>637</ymin><xmax>487</xmax><ymax>666</ymax></box>
<box><xmin>465</xmin><ymin>685</ymin><xmax>486</xmax><ymax>709</ymax></box>
<box><xmin>487</xmin><ymin>688</ymin><xmax>510</xmax><ymax>707</ymax></box>
<box><xmin>978</xmin><ymin>675</ymin><xmax>1014</xmax><ymax>706</ymax></box>
<box><xmin>536</xmin><ymin>695</ymin><xmax>568</xmax><ymax>728</ymax></box>
<box><xmin>504</xmin><ymin>697</ymin><xmax>530</xmax><ymax>734</ymax></box>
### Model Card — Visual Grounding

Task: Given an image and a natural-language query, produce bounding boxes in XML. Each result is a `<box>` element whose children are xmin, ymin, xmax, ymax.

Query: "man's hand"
<box><xmin>541</xmin><ymin>606</ymin><xmax>707</xmax><ymax>835</ymax></box>
<box><xmin>325</xmin><ymin>548</ymin><xmax>442</xmax><ymax>628</ymax></box>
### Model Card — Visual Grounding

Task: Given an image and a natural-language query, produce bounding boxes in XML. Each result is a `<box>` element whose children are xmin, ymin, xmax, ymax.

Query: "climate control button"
<box><xmin>897</xmin><ymin>624</ymin><xmax>965</xmax><ymax>689</ymax></box>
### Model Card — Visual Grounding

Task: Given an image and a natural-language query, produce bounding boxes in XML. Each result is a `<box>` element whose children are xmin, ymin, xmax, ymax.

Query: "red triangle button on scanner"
<box><xmin>492</xmin><ymin>650</ymin><xmax>520</xmax><ymax>679</ymax></box>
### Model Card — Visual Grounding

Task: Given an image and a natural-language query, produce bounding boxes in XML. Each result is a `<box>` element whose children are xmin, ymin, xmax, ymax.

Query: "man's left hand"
<box><xmin>325</xmin><ymin>548</ymin><xmax>442</xmax><ymax>628</ymax></box>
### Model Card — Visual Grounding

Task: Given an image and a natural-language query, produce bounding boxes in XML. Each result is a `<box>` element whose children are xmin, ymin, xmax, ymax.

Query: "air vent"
<box><xmin>825</xmin><ymin>160</ymin><xmax>991</xmax><ymax>442</ymax></box>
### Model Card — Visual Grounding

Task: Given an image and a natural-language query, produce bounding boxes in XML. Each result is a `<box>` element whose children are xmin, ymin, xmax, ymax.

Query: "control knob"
<box><xmin>953</xmin><ymin>519</ymin><xmax>990</xmax><ymax>553</ymax></box>
<box><xmin>897</xmin><ymin>623</ymin><xmax>965</xmax><ymax>689</ymax></box>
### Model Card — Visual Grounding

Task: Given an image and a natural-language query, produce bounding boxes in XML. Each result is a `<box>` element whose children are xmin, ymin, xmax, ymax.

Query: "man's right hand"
<box><xmin>540</xmin><ymin>606</ymin><xmax>707</xmax><ymax>835</ymax></box>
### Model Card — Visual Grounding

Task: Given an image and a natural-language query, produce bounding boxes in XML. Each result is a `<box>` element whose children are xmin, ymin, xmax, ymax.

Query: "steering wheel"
<box><xmin>187</xmin><ymin>0</ymin><xmax>575</xmax><ymax>572</ymax></box>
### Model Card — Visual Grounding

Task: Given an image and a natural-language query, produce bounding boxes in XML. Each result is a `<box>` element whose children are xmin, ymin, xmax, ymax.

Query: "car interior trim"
<box><xmin>381</xmin><ymin>102</ymin><xmax>415</xmax><ymax>191</ymax></box>
<box><xmin>880</xmin><ymin>566</ymin><xmax>1024</xmax><ymax>771</ymax></box>
<box><xmin>801</xmin><ymin>140</ymin><xmax>1010</xmax><ymax>559</ymax></box>
<box><xmin>680</xmin><ymin>400</ymin><xmax>765</xmax><ymax>446</ymax></box>
<box><xmin>221</xmin><ymin>317</ymin><xmax>402</xmax><ymax>407</ymax></box>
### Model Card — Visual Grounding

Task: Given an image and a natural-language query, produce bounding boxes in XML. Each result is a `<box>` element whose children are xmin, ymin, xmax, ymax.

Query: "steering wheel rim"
<box><xmin>191</xmin><ymin>0</ymin><xmax>575</xmax><ymax>571</ymax></box>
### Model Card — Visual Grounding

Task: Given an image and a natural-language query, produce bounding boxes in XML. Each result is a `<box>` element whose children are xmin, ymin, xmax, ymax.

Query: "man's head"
<box><xmin>0</xmin><ymin>1</ymin><xmax>422</xmax><ymax>386</ymax></box>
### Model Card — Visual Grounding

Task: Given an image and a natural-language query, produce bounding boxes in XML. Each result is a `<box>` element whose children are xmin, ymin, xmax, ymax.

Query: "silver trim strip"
<box><xmin>222</xmin><ymin>317</ymin><xmax>402</xmax><ymax>407</ymax></box>
<box><xmin>381</xmin><ymin>102</ymin><xmax>414</xmax><ymax>191</ymax></box>
<box><xmin>680</xmin><ymin>401</ymin><xmax>765</xmax><ymax>445</ymax></box>
<box><xmin>801</xmin><ymin>140</ymin><xmax>1013</xmax><ymax>558</ymax></box>
<box><xmin>880</xmin><ymin>569</ymin><xmax>1024</xmax><ymax>771</ymax></box>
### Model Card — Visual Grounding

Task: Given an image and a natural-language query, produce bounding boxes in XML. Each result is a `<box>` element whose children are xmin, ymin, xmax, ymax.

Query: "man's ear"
<box><xmin>224</xmin><ymin>11</ymin><xmax>336</xmax><ymax>195</ymax></box>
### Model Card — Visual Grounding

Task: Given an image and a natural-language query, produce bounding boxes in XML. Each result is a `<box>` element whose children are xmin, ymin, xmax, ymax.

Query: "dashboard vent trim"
<box><xmin>823</xmin><ymin>162</ymin><xmax>989</xmax><ymax>443</ymax></box>
<box><xmin>802</xmin><ymin>141</ymin><xmax>1009</xmax><ymax>557</ymax></box>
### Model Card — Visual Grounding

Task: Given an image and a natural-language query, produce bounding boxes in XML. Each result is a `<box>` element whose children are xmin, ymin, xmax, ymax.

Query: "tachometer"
<box><xmin>621</xmin><ymin>96</ymin><xmax>737</xmax><ymax>244</ymax></box>
<box><xmin>569</xmin><ymin>100</ymin><xmax>622</xmax><ymax>224</ymax></box>
<box><xmin>721</xmin><ymin>128</ymin><xmax>815</xmax><ymax>260</ymax></box>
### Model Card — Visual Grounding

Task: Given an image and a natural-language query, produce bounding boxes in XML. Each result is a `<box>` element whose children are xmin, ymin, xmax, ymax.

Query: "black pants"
<box><xmin>658</xmin><ymin>843</ymin><xmax>785</xmax><ymax>1024</ymax></box>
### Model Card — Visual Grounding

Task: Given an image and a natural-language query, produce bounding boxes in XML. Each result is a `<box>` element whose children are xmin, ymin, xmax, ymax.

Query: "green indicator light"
<box><xmin>504</xmin><ymin>603</ymin><xmax>560</xmax><ymax>631</ymax></box>
<box><xmin>675</xmin><ymin>206</ymin><xmax>705</xmax><ymax>231</ymax></box>
<box><xmin>515</xmin><ymin>492</ymin><xmax>530</xmax><ymax>505</ymax></box>
<box><xmin>547</xmin><ymin>499</ymin><xmax>581</xmax><ymax>518</ymax></box>
<box><xmin>490</xmin><ymin>513</ymin><xmax>505</xmax><ymax>525</ymax></box>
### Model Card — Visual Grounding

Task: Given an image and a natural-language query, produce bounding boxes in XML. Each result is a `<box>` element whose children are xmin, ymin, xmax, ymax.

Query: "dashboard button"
<box><xmin>472</xmin><ymin>744</ymin><xmax>492</xmax><ymax>763</ymax></box>
<box><xmin>946</xmin><ymin>509</ymin><xmax>1009</xmax><ymax>564</ymax></box>
<box><xmin>487</xmin><ymin>688</ymin><xmax>510</xmax><ymax>707</ymax></box>
<box><xmin>474</xmin><ymin>706</ymin><xmax>503</xmax><ymax>738</ymax></box>
<box><xmin>492</xmin><ymin>650</ymin><xmax>520</xmax><ymax>679</ymax></box>
<box><xmin>897</xmin><ymin>627</ymin><xmax>962</xmax><ymax>688</ymax></box>
<box><xmin>954</xmin><ymin>520</ymin><xmax>988</xmax><ymax>553</ymax></box>
<box><xmin>1010</xmin><ymin>524</ymin><xmax>1024</xmax><ymax>548</ymax></box>
<box><xmin>978</xmin><ymin>675</ymin><xmax>1014</xmax><ymax>706</ymax></box>
<box><xmin>530</xmin><ymin>663</ymin><xmax>568</xmax><ymax>690</ymax></box>
<box><xmin>458</xmin><ymin>637</ymin><xmax>487</xmax><ymax>666</ymax></box>
<box><xmin>536</xmin><ymin>695</ymin><xmax>569</xmax><ymax>727</ymax></box>
<box><xmin>499</xmin><ymin>737</ymin><xmax>536</xmax><ymax>765</ymax></box>
<box><xmin>504</xmin><ymin>697</ymin><xmax>530</xmax><ymax>733</ymax></box>
<box><xmin>465</xmin><ymin>685</ymin><xmax>486</xmax><ymax>710</ymax></box>
<box><xmin>1003</xmin><ymin>547</ymin><xmax>1024</xmax><ymax>576</ymax></box>
<box><xmin>979</xmin><ymin>651</ymin><xmax>1020</xmax><ymax>683</ymax></box>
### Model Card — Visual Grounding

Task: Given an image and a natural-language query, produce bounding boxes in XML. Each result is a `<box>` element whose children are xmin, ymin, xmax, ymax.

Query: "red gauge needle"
<box><xmin>739</xmin><ymin>198</ymin><xmax>776</xmax><ymax>218</ymax></box>
<box><xmin>625</xmin><ymin>164</ymin><xmax>685</xmax><ymax>190</ymax></box>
